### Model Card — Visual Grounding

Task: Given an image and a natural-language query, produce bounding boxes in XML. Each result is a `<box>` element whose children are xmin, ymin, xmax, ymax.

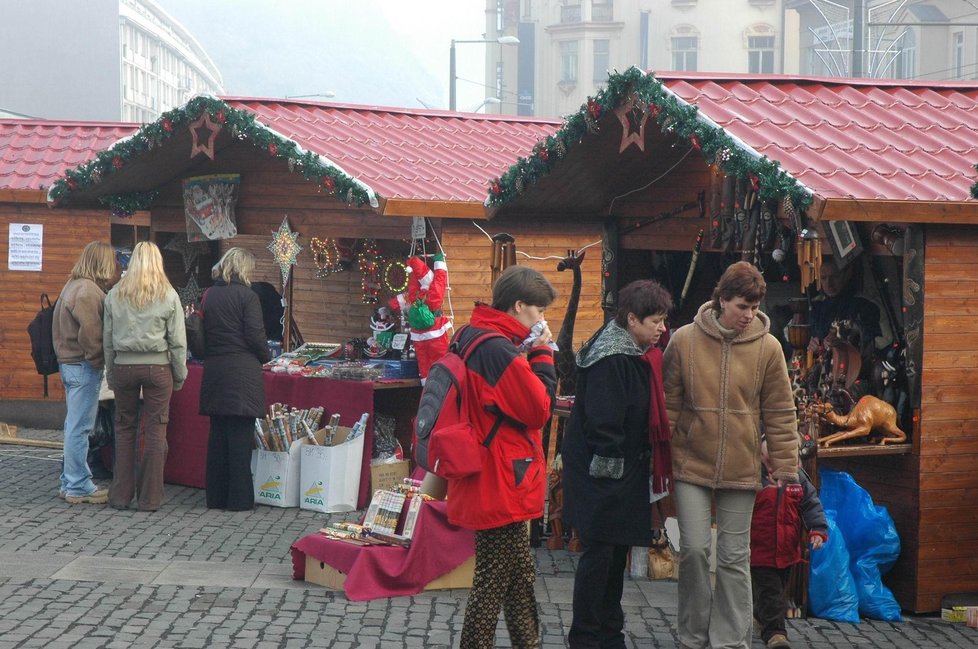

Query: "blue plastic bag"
<box><xmin>808</xmin><ymin>516</ymin><xmax>860</xmax><ymax>623</ymax></box>
<box><xmin>818</xmin><ymin>469</ymin><xmax>903</xmax><ymax>621</ymax></box>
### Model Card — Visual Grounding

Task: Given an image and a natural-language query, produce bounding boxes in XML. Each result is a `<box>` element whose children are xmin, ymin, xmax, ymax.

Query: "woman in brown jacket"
<box><xmin>663</xmin><ymin>261</ymin><xmax>798</xmax><ymax>649</ymax></box>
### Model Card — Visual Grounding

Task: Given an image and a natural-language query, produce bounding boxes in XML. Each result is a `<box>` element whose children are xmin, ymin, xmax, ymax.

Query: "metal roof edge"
<box><xmin>654</xmin><ymin>70</ymin><xmax>978</xmax><ymax>91</ymax></box>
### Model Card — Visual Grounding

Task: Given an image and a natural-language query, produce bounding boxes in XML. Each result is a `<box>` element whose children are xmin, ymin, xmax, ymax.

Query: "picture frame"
<box><xmin>825</xmin><ymin>220</ymin><xmax>863</xmax><ymax>269</ymax></box>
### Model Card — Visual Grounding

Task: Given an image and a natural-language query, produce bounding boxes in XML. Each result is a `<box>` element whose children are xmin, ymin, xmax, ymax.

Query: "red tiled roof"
<box><xmin>0</xmin><ymin>120</ymin><xmax>137</xmax><ymax>191</ymax></box>
<box><xmin>223</xmin><ymin>99</ymin><xmax>560</xmax><ymax>202</ymax></box>
<box><xmin>657</xmin><ymin>72</ymin><xmax>978</xmax><ymax>203</ymax></box>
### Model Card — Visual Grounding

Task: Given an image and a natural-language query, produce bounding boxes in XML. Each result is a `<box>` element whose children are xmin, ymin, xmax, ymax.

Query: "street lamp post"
<box><xmin>449</xmin><ymin>35</ymin><xmax>519</xmax><ymax>111</ymax></box>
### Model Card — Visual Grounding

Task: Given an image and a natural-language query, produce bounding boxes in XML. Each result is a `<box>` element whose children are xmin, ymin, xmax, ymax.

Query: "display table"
<box><xmin>290</xmin><ymin>500</ymin><xmax>475</xmax><ymax>600</ymax></box>
<box><xmin>164</xmin><ymin>363</ymin><xmax>420</xmax><ymax>509</ymax></box>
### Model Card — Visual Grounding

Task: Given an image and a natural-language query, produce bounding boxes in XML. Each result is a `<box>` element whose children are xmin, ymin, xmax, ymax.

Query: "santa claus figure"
<box><xmin>389</xmin><ymin>253</ymin><xmax>451</xmax><ymax>382</ymax></box>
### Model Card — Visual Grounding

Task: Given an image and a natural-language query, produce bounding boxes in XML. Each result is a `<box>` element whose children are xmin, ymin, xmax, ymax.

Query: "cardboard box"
<box><xmin>299</xmin><ymin>425</ymin><xmax>365</xmax><ymax>513</ymax></box>
<box><xmin>251</xmin><ymin>439</ymin><xmax>304</xmax><ymax>508</ymax></box>
<box><xmin>942</xmin><ymin>593</ymin><xmax>978</xmax><ymax>623</ymax></box>
<box><xmin>304</xmin><ymin>553</ymin><xmax>475</xmax><ymax>592</ymax></box>
<box><xmin>370</xmin><ymin>459</ymin><xmax>410</xmax><ymax>493</ymax></box>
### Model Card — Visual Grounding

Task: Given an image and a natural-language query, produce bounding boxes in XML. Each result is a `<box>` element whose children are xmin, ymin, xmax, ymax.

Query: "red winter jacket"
<box><xmin>750</xmin><ymin>468</ymin><xmax>827</xmax><ymax>569</ymax></box>
<box><xmin>446</xmin><ymin>304</ymin><xmax>556</xmax><ymax>530</ymax></box>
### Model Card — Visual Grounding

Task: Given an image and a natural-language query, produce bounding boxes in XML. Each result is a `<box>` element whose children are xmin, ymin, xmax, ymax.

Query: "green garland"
<box><xmin>98</xmin><ymin>190</ymin><xmax>159</xmax><ymax>217</ymax></box>
<box><xmin>486</xmin><ymin>66</ymin><xmax>812</xmax><ymax>211</ymax></box>
<box><xmin>970</xmin><ymin>164</ymin><xmax>978</xmax><ymax>198</ymax></box>
<box><xmin>47</xmin><ymin>95</ymin><xmax>373</xmax><ymax>208</ymax></box>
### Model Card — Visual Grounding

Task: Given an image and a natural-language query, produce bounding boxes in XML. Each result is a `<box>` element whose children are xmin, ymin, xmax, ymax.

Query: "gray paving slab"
<box><xmin>3</xmin><ymin>429</ymin><xmax>978</xmax><ymax>648</ymax></box>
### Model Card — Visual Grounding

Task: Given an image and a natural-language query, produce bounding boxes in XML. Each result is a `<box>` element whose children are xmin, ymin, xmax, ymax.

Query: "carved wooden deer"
<box><xmin>812</xmin><ymin>395</ymin><xmax>907</xmax><ymax>447</ymax></box>
<box><xmin>546</xmin><ymin>249</ymin><xmax>586</xmax><ymax>551</ymax></box>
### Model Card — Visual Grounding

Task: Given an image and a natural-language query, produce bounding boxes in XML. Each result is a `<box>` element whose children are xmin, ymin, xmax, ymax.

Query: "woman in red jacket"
<box><xmin>450</xmin><ymin>265</ymin><xmax>557</xmax><ymax>649</ymax></box>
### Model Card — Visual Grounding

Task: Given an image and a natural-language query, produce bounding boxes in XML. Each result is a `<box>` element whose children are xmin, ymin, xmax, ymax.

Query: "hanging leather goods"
<box><xmin>742</xmin><ymin>195</ymin><xmax>761</xmax><ymax>264</ymax></box>
<box><xmin>719</xmin><ymin>175</ymin><xmax>736</xmax><ymax>252</ymax></box>
<box><xmin>709</xmin><ymin>167</ymin><xmax>724</xmax><ymax>249</ymax></box>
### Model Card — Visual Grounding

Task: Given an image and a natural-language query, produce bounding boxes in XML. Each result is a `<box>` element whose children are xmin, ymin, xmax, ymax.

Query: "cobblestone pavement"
<box><xmin>1</xmin><ymin>429</ymin><xmax>976</xmax><ymax>648</ymax></box>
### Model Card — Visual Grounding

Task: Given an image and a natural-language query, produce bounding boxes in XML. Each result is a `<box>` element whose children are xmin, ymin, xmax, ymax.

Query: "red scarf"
<box><xmin>641</xmin><ymin>347</ymin><xmax>672</xmax><ymax>494</ymax></box>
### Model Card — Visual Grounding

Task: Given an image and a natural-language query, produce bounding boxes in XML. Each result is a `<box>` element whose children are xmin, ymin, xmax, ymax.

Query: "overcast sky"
<box><xmin>155</xmin><ymin>0</ymin><xmax>494</xmax><ymax>112</ymax></box>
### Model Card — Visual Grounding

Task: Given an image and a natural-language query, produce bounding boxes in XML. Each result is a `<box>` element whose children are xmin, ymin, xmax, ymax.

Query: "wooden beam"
<box><xmin>818</xmin><ymin>198</ymin><xmax>978</xmax><ymax>224</ymax></box>
<box><xmin>0</xmin><ymin>189</ymin><xmax>47</xmax><ymax>204</ymax></box>
<box><xmin>382</xmin><ymin>198</ymin><xmax>487</xmax><ymax>219</ymax></box>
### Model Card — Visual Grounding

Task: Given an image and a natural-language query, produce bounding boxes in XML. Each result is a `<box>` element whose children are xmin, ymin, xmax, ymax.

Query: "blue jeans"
<box><xmin>60</xmin><ymin>361</ymin><xmax>103</xmax><ymax>497</ymax></box>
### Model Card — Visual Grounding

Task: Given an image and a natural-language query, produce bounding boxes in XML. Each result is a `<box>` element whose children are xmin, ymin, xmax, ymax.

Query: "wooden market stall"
<box><xmin>485</xmin><ymin>68</ymin><xmax>978</xmax><ymax>613</ymax></box>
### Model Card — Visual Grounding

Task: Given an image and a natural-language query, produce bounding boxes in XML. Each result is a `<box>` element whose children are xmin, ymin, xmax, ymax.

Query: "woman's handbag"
<box><xmin>648</xmin><ymin>528</ymin><xmax>676</xmax><ymax>580</ymax></box>
<box><xmin>186</xmin><ymin>310</ymin><xmax>206</xmax><ymax>359</ymax></box>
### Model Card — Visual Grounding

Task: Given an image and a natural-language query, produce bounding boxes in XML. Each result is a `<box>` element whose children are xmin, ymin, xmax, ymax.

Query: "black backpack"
<box><xmin>27</xmin><ymin>293</ymin><xmax>58</xmax><ymax>396</ymax></box>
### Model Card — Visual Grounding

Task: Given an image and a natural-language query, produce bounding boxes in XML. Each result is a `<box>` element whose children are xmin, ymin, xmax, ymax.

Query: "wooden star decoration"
<box><xmin>615</xmin><ymin>94</ymin><xmax>650</xmax><ymax>153</ymax></box>
<box><xmin>164</xmin><ymin>234</ymin><xmax>208</xmax><ymax>273</ymax></box>
<box><xmin>189</xmin><ymin>112</ymin><xmax>221</xmax><ymax>160</ymax></box>
<box><xmin>267</xmin><ymin>216</ymin><xmax>302</xmax><ymax>288</ymax></box>
<box><xmin>177</xmin><ymin>273</ymin><xmax>203</xmax><ymax>306</ymax></box>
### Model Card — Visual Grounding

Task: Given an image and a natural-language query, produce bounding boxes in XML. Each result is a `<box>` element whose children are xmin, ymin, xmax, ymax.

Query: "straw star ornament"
<box><xmin>268</xmin><ymin>216</ymin><xmax>302</xmax><ymax>287</ymax></box>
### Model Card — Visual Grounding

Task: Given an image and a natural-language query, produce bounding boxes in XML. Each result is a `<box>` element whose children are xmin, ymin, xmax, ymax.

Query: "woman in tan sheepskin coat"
<box><xmin>663</xmin><ymin>261</ymin><xmax>798</xmax><ymax>649</ymax></box>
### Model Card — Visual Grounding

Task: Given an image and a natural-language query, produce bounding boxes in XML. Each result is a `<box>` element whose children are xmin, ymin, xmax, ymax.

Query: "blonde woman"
<box><xmin>199</xmin><ymin>247</ymin><xmax>270</xmax><ymax>511</ymax></box>
<box><xmin>53</xmin><ymin>241</ymin><xmax>119</xmax><ymax>504</ymax></box>
<box><xmin>103</xmin><ymin>241</ymin><xmax>187</xmax><ymax>511</ymax></box>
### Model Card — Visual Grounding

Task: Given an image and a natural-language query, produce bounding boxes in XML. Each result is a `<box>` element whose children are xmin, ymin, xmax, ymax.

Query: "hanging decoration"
<box><xmin>357</xmin><ymin>239</ymin><xmax>382</xmax><ymax>304</ymax></box>
<box><xmin>388</xmin><ymin>254</ymin><xmax>452</xmax><ymax>383</ymax></box>
<box><xmin>164</xmin><ymin>234</ymin><xmax>209</xmax><ymax>273</ymax></box>
<box><xmin>382</xmin><ymin>259</ymin><xmax>409</xmax><ymax>294</ymax></box>
<box><xmin>98</xmin><ymin>190</ymin><xmax>159</xmax><ymax>218</ymax></box>
<box><xmin>268</xmin><ymin>216</ymin><xmax>303</xmax><ymax>288</ymax></box>
<box><xmin>615</xmin><ymin>92</ymin><xmax>650</xmax><ymax>153</ymax></box>
<box><xmin>47</xmin><ymin>95</ymin><xmax>377</xmax><ymax>209</ymax></box>
<box><xmin>177</xmin><ymin>272</ymin><xmax>203</xmax><ymax>307</ymax></box>
<box><xmin>188</xmin><ymin>111</ymin><xmax>222</xmax><ymax>160</ymax></box>
<box><xmin>182</xmin><ymin>174</ymin><xmax>240</xmax><ymax>241</ymax></box>
<box><xmin>309</xmin><ymin>237</ymin><xmax>344</xmax><ymax>278</ymax></box>
<box><xmin>486</xmin><ymin>66</ymin><xmax>811</xmax><ymax>212</ymax></box>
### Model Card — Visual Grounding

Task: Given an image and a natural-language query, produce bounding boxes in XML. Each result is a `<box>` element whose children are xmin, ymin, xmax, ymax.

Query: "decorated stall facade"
<box><xmin>486</xmin><ymin>68</ymin><xmax>978</xmax><ymax>613</ymax></box>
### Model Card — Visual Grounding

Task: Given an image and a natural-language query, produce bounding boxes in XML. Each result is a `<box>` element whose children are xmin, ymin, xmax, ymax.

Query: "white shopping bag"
<box><xmin>252</xmin><ymin>439</ymin><xmax>303</xmax><ymax>508</ymax></box>
<box><xmin>299</xmin><ymin>426</ymin><xmax>365</xmax><ymax>513</ymax></box>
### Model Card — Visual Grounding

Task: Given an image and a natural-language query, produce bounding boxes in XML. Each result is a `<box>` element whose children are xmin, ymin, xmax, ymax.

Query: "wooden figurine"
<box><xmin>812</xmin><ymin>395</ymin><xmax>907</xmax><ymax>447</ymax></box>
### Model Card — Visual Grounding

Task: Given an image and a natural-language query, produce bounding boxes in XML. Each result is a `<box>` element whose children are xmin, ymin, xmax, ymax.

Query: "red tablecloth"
<box><xmin>164</xmin><ymin>363</ymin><xmax>376</xmax><ymax>508</ymax></box>
<box><xmin>290</xmin><ymin>500</ymin><xmax>475</xmax><ymax>600</ymax></box>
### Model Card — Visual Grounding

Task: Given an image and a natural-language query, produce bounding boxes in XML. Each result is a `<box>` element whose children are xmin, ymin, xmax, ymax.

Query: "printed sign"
<box><xmin>8</xmin><ymin>223</ymin><xmax>42</xmax><ymax>271</ymax></box>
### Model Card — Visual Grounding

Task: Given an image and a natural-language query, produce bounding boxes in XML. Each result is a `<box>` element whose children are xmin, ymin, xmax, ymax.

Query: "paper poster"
<box><xmin>8</xmin><ymin>223</ymin><xmax>42</xmax><ymax>271</ymax></box>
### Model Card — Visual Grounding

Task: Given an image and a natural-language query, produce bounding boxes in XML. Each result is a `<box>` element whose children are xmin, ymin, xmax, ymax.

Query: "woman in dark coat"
<box><xmin>199</xmin><ymin>247</ymin><xmax>271</xmax><ymax>511</ymax></box>
<box><xmin>562</xmin><ymin>279</ymin><xmax>673</xmax><ymax>649</ymax></box>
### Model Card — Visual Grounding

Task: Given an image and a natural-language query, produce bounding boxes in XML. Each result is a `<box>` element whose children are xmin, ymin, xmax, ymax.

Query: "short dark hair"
<box><xmin>613</xmin><ymin>280</ymin><xmax>673</xmax><ymax>327</ymax></box>
<box><xmin>491</xmin><ymin>265</ymin><xmax>557</xmax><ymax>311</ymax></box>
<box><xmin>711</xmin><ymin>261</ymin><xmax>766</xmax><ymax>311</ymax></box>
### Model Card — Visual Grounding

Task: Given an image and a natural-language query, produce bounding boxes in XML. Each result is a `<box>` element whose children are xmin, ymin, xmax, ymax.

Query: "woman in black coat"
<box><xmin>199</xmin><ymin>247</ymin><xmax>271</xmax><ymax>511</ymax></box>
<box><xmin>562</xmin><ymin>279</ymin><xmax>673</xmax><ymax>649</ymax></box>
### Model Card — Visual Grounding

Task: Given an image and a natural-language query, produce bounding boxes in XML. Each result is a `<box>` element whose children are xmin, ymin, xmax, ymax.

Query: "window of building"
<box><xmin>593</xmin><ymin>0</ymin><xmax>613</xmax><ymax>22</ymax></box>
<box><xmin>561</xmin><ymin>1</ymin><xmax>582</xmax><ymax>24</ymax></box>
<box><xmin>497</xmin><ymin>0</ymin><xmax>505</xmax><ymax>31</ymax></box>
<box><xmin>593</xmin><ymin>39</ymin><xmax>609</xmax><ymax>81</ymax></box>
<box><xmin>671</xmin><ymin>35</ymin><xmax>698</xmax><ymax>72</ymax></box>
<box><xmin>892</xmin><ymin>29</ymin><xmax>916</xmax><ymax>80</ymax></box>
<box><xmin>560</xmin><ymin>40</ymin><xmax>579</xmax><ymax>83</ymax></box>
<box><xmin>748</xmin><ymin>35</ymin><xmax>775</xmax><ymax>73</ymax></box>
<box><xmin>954</xmin><ymin>31</ymin><xmax>965</xmax><ymax>78</ymax></box>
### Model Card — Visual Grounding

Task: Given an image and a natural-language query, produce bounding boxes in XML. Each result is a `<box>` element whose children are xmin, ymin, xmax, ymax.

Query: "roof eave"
<box><xmin>816</xmin><ymin>197</ymin><xmax>978</xmax><ymax>224</ymax></box>
<box><xmin>382</xmin><ymin>198</ymin><xmax>488</xmax><ymax>220</ymax></box>
<box><xmin>0</xmin><ymin>189</ymin><xmax>47</xmax><ymax>204</ymax></box>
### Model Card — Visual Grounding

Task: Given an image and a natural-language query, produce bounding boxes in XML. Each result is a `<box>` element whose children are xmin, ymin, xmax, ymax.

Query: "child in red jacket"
<box><xmin>750</xmin><ymin>440</ymin><xmax>827</xmax><ymax>649</ymax></box>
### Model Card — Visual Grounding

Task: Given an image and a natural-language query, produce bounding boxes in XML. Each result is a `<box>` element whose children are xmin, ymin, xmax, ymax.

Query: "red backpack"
<box><xmin>413</xmin><ymin>326</ymin><xmax>504</xmax><ymax>479</ymax></box>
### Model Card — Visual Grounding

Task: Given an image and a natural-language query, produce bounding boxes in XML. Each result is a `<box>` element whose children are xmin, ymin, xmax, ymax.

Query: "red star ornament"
<box><xmin>189</xmin><ymin>112</ymin><xmax>222</xmax><ymax>160</ymax></box>
<box><xmin>614</xmin><ymin>94</ymin><xmax>650</xmax><ymax>153</ymax></box>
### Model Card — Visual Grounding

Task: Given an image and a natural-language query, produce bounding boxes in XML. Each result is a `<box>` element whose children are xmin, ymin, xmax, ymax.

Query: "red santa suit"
<box><xmin>389</xmin><ymin>254</ymin><xmax>452</xmax><ymax>382</ymax></box>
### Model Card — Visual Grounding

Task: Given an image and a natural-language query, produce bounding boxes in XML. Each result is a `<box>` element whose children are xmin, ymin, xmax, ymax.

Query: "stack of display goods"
<box><xmin>318</xmin><ymin>478</ymin><xmax>433</xmax><ymax>547</ymax></box>
<box><xmin>254</xmin><ymin>403</ymin><xmax>326</xmax><ymax>450</ymax></box>
<box><xmin>263</xmin><ymin>342</ymin><xmax>341</xmax><ymax>376</ymax></box>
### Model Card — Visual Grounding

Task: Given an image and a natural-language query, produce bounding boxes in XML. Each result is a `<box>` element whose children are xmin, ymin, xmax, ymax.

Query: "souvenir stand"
<box><xmin>39</xmin><ymin>93</ymin><xmax>615</xmax><ymax>595</ymax></box>
<box><xmin>483</xmin><ymin>68</ymin><xmax>978</xmax><ymax>613</ymax></box>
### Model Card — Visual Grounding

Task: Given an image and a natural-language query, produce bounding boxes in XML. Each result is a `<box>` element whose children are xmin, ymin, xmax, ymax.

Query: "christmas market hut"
<box><xmin>485</xmin><ymin>67</ymin><xmax>978</xmax><ymax>613</ymax></box>
<box><xmin>3</xmin><ymin>97</ymin><xmax>610</xmax><ymax>507</ymax></box>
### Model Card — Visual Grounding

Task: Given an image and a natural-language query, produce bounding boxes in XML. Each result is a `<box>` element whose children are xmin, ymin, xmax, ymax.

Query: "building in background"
<box><xmin>0</xmin><ymin>0</ymin><xmax>222</xmax><ymax>123</ymax></box>
<box><xmin>787</xmin><ymin>0</ymin><xmax>978</xmax><ymax>82</ymax></box>
<box><xmin>486</xmin><ymin>0</ymin><xmax>978</xmax><ymax>118</ymax></box>
<box><xmin>485</xmin><ymin>0</ymin><xmax>785</xmax><ymax>118</ymax></box>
